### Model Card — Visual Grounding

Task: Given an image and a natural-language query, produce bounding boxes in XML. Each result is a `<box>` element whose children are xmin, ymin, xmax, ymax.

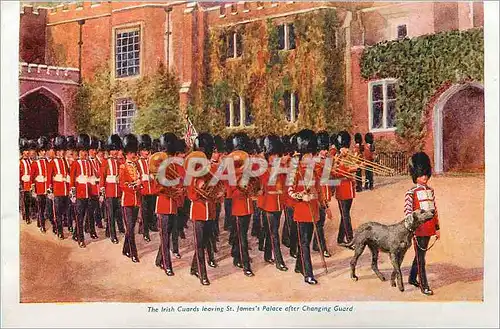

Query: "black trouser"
<box><xmin>30</xmin><ymin>194</ymin><xmax>37</xmax><ymax>220</ymax></box>
<box><xmin>141</xmin><ymin>195</ymin><xmax>155</xmax><ymax>238</ymax></box>
<box><xmin>94</xmin><ymin>198</ymin><xmax>102</xmax><ymax>227</ymax></box>
<box><xmin>53</xmin><ymin>196</ymin><xmax>68</xmax><ymax>235</ymax></box>
<box><xmin>73</xmin><ymin>198</ymin><xmax>88</xmax><ymax>243</ymax></box>
<box><xmin>21</xmin><ymin>191</ymin><xmax>31</xmax><ymax>222</ymax></box>
<box><xmin>296</xmin><ymin>222</ymin><xmax>314</xmax><ymax>278</ymax></box>
<box><xmin>409</xmin><ymin>236</ymin><xmax>431</xmax><ymax>289</ymax></box>
<box><xmin>365</xmin><ymin>166</ymin><xmax>374</xmax><ymax>189</ymax></box>
<box><xmin>67</xmin><ymin>199</ymin><xmax>75</xmax><ymax>229</ymax></box>
<box><xmin>171</xmin><ymin>215</ymin><xmax>180</xmax><ymax>254</ymax></box>
<box><xmin>205</xmin><ymin>220</ymin><xmax>216</xmax><ymax>261</ymax></box>
<box><xmin>45</xmin><ymin>197</ymin><xmax>55</xmax><ymax>229</ymax></box>
<box><xmin>337</xmin><ymin>199</ymin><xmax>353</xmax><ymax>243</ymax></box>
<box><xmin>263</xmin><ymin>211</ymin><xmax>285</xmax><ymax>265</ymax></box>
<box><xmin>231</xmin><ymin>215</ymin><xmax>251</xmax><ymax>270</ymax></box>
<box><xmin>258</xmin><ymin>208</ymin><xmax>266</xmax><ymax>251</ymax></box>
<box><xmin>86</xmin><ymin>196</ymin><xmax>98</xmax><ymax>235</ymax></box>
<box><xmin>285</xmin><ymin>207</ymin><xmax>298</xmax><ymax>255</ymax></box>
<box><xmin>223</xmin><ymin>198</ymin><xmax>232</xmax><ymax>230</ymax></box>
<box><xmin>214</xmin><ymin>202</ymin><xmax>221</xmax><ymax>238</ymax></box>
<box><xmin>105</xmin><ymin>197</ymin><xmax>120</xmax><ymax>240</ymax></box>
<box><xmin>251</xmin><ymin>200</ymin><xmax>261</xmax><ymax>237</ymax></box>
<box><xmin>356</xmin><ymin>168</ymin><xmax>363</xmax><ymax>191</ymax></box>
<box><xmin>191</xmin><ymin>220</ymin><xmax>212</xmax><ymax>280</ymax></box>
<box><xmin>122</xmin><ymin>206</ymin><xmax>139</xmax><ymax>258</ymax></box>
<box><xmin>36</xmin><ymin>195</ymin><xmax>47</xmax><ymax>229</ymax></box>
<box><xmin>313</xmin><ymin>206</ymin><xmax>328</xmax><ymax>252</ymax></box>
<box><xmin>156</xmin><ymin>214</ymin><xmax>175</xmax><ymax>270</ymax></box>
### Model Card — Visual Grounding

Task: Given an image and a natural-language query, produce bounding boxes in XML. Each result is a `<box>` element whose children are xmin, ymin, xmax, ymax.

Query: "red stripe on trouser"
<box><xmin>74</xmin><ymin>203</ymin><xmax>80</xmax><ymax>241</ymax></box>
<box><xmin>105</xmin><ymin>200</ymin><xmax>111</xmax><ymax>238</ymax></box>
<box><xmin>265</xmin><ymin>212</ymin><xmax>276</xmax><ymax>260</ymax></box>
<box><xmin>338</xmin><ymin>200</ymin><xmax>349</xmax><ymax>242</ymax></box>
<box><xmin>296</xmin><ymin>222</ymin><xmax>306</xmax><ymax>278</ymax></box>
<box><xmin>413</xmin><ymin>236</ymin><xmax>423</xmax><ymax>289</ymax></box>
<box><xmin>122</xmin><ymin>207</ymin><xmax>132</xmax><ymax>255</ymax></box>
<box><xmin>37</xmin><ymin>197</ymin><xmax>41</xmax><ymax>227</ymax></box>
<box><xmin>235</xmin><ymin>217</ymin><xmax>244</xmax><ymax>270</ymax></box>
<box><xmin>159</xmin><ymin>215</ymin><xmax>168</xmax><ymax>270</ymax></box>
<box><xmin>192</xmin><ymin>220</ymin><xmax>203</xmax><ymax>280</ymax></box>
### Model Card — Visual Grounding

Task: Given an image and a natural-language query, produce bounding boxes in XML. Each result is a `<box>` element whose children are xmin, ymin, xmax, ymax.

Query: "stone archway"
<box><xmin>19</xmin><ymin>87</ymin><xmax>63</xmax><ymax>139</ymax></box>
<box><xmin>433</xmin><ymin>82</ymin><xmax>484</xmax><ymax>173</ymax></box>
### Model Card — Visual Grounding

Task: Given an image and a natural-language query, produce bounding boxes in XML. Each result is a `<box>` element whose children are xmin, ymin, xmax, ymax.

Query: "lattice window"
<box><xmin>115</xmin><ymin>98</ymin><xmax>136</xmax><ymax>134</ymax></box>
<box><xmin>115</xmin><ymin>28</ymin><xmax>140</xmax><ymax>78</ymax></box>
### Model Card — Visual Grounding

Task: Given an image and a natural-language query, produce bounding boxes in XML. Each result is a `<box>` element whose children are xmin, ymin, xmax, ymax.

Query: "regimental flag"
<box><xmin>184</xmin><ymin>116</ymin><xmax>198</xmax><ymax>148</ymax></box>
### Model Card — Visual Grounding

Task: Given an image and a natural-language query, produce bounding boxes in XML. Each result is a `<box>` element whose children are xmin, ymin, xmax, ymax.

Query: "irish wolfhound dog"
<box><xmin>348</xmin><ymin>209</ymin><xmax>435</xmax><ymax>292</ymax></box>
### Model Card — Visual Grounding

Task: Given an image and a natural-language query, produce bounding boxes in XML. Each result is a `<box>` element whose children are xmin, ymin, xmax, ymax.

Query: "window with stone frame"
<box><xmin>115</xmin><ymin>27</ymin><xmax>141</xmax><ymax>78</ymax></box>
<box><xmin>369</xmin><ymin>80</ymin><xmax>397</xmax><ymax>131</ymax></box>
<box><xmin>225</xmin><ymin>94</ymin><xmax>252</xmax><ymax>127</ymax></box>
<box><xmin>115</xmin><ymin>98</ymin><xmax>136</xmax><ymax>135</ymax></box>
<box><xmin>277</xmin><ymin>23</ymin><xmax>296</xmax><ymax>51</ymax></box>
<box><xmin>283</xmin><ymin>91</ymin><xmax>299</xmax><ymax>123</ymax></box>
<box><xmin>226</xmin><ymin>31</ymin><xmax>243</xmax><ymax>59</ymax></box>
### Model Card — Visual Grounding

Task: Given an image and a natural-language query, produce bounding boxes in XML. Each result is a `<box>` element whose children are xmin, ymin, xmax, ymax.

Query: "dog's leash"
<box><xmin>413</xmin><ymin>235</ymin><xmax>438</xmax><ymax>251</ymax></box>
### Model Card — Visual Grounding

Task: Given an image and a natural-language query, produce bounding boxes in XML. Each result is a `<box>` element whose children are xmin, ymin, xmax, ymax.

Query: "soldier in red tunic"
<box><xmin>406</xmin><ymin>152</ymin><xmax>440</xmax><ymax>296</ymax></box>
<box><xmin>119</xmin><ymin>134</ymin><xmax>142</xmax><ymax>263</ymax></box>
<box><xmin>282</xmin><ymin>134</ymin><xmax>299</xmax><ymax>258</ymax></box>
<box><xmin>212</xmin><ymin>135</ymin><xmax>226</xmax><ymax>241</ymax></box>
<box><xmin>364</xmin><ymin>133</ymin><xmax>376</xmax><ymax>190</ymax></box>
<box><xmin>85</xmin><ymin>137</ymin><xmax>101</xmax><ymax>239</ymax></box>
<box><xmin>47</xmin><ymin>136</ymin><xmax>70</xmax><ymax>239</ymax></box>
<box><xmin>30</xmin><ymin>136</ymin><xmax>50</xmax><ymax>233</ymax></box>
<box><xmin>65</xmin><ymin>136</ymin><xmax>76</xmax><ymax>232</ymax></box>
<box><xmin>19</xmin><ymin>138</ymin><xmax>33</xmax><ymax>224</ymax></box>
<box><xmin>69</xmin><ymin>134</ymin><xmax>92</xmax><ymax>248</ymax></box>
<box><xmin>287</xmin><ymin>129</ymin><xmax>323</xmax><ymax>285</ymax></box>
<box><xmin>137</xmin><ymin>134</ymin><xmax>155</xmax><ymax>243</ymax></box>
<box><xmin>99</xmin><ymin>134</ymin><xmax>123</xmax><ymax>244</ymax></box>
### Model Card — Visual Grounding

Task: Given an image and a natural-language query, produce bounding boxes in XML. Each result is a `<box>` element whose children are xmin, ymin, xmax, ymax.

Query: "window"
<box><xmin>115</xmin><ymin>28</ymin><xmax>140</xmax><ymax>78</ymax></box>
<box><xmin>226</xmin><ymin>32</ymin><xmax>242</xmax><ymax>59</ymax></box>
<box><xmin>397</xmin><ymin>24</ymin><xmax>407</xmax><ymax>40</ymax></box>
<box><xmin>277</xmin><ymin>23</ymin><xmax>296</xmax><ymax>51</ymax></box>
<box><xmin>115</xmin><ymin>98</ymin><xmax>136</xmax><ymax>134</ymax></box>
<box><xmin>225</xmin><ymin>94</ymin><xmax>253</xmax><ymax>128</ymax></box>
<box><xmin>369</xmin><ymin>80</ymin><xmax>397</xmax><ymax>131</ymax></box>
<box><xmin>283</xmin><ymin>91</ymin><xmax>299</xmax><ymax>123</ymax></box>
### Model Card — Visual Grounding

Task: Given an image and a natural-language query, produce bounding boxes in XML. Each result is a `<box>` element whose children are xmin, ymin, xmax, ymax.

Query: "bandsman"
<box><xmin>19</xmin><ymin>138</ymin><xmax>33</xmax><ymax>224</ymax></box>
<box><xmin>65</xmin><ymin>136</ymin><xmax>76</xmax><ymax>232</ymax></box>
<box><xmin>30</xmin><ymin>136</ymin><xmax>50</xmax><ymax>233</ymax></box>
<box><xmin>86</xmin><ymin>137</ymin><xmax>100</xmax><ymax>239</ymax></box>
<box><xmin>137</xmin><ymin>134</ymin><xmax>155</xmax><ymax>243</ymax></box>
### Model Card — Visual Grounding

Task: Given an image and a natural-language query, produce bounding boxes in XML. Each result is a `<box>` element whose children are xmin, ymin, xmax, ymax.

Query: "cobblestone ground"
<box><xmin>20</xmin><ymin>175</ymin><xmax>484</xmax><ymax>302</ymax></box>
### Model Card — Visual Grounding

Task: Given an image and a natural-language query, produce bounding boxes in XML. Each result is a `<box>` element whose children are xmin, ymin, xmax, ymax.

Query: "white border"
<box><xmin>2</xmin><ymin>1</ymin><xmax>499</xmax><ymax>328</ymax></box>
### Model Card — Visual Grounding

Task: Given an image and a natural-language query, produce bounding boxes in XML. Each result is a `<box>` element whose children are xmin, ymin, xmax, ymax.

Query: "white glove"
<box><xmin>302</xmin><ymin>194</ymin><xmax>311</xmax><ymax>202</ymax></box>
<box><xmin>71</xmin><ymin>196</ymin><xmax>77</xmax><ymax>204</ymax></box>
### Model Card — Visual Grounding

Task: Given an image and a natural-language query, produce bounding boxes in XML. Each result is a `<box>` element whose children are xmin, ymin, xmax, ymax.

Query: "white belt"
<box><xmin>267</xmin><ymin>191</ymin><xmax>282</xmax><ymax>195</ymax></box>
<box><xmin>106</xmin><ymin>176</ymin><xmax>118</xmax><ymax>183</ymax></box>
<box><xmin>35</xmin><ymin>176</ymin><xmax>47</xmax><ymax>183</ymax></box>
<box><xmin>53</xmin><ymin>174</ymin><xmax>69</xmax><ymax>182</ymax></box>
<box><xmin>76</xmin><ymin>175</ymin><xmax>89</xmax><ymax>184</ymax></box>
<box><xmin>142</xmin><ymin>174</ymin><xmax>153</xmax><ymax>182</ymax></box>
<box><xmin>21</xmin><ymin>174</ymin><xmax>30</xmax><ymax>182</ymax></box>
<box><xmin>89</xmin><ymin>176</ymin><xmax>97</xmax><ymax>185</ymax></box>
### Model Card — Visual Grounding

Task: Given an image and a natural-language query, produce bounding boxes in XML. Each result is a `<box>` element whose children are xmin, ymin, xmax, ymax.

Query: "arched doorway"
<box><xmin>433</xmin><ymin>83</ymin><xmax>484</xmax><ymax>173</ymax></box>
<box><xmin>19</xmin><ymin>88</ymin><xmax>61</xmax><ymax>139</ymax></box>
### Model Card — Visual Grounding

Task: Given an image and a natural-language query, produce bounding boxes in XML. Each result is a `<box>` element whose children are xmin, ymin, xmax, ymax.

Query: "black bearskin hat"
<box><xmin>123</xmin><ymin>134</ymin><xmax>138</xmax><ymax>154</ymax></box>
<box><xmin>175</xmin><ymin>138</ymin><xmax>187</xmax><ymax>154</ymax></box>
<box><xmin>214</xmin><ymin>135</ymin><xmax>225</xmax><ymax>153</ymax></box>
<box><xmin>329</xmin><ymin>133</ymin><xmax>338</xmax><ymax>149</ymax></box>
<box><xmin>66</xmin><ymin>136</ymin><xmax>76</xmax><ymax>150</ymax></box>
<box><xmin>255</xmin><ymin>136</ymin><xmax>265</xmax><ymax>154</ymax></box>
<box><xmin>248</xmin><ymin>137</ymin><xmax>258</xmax><ymax>155</ymax></box>
<box><xmin>53</xmin><ymin>135</ymin><xmax>67</xmax><ymax>151</ymax></box>
<box><xmin>231</xmin><ymin>132</ymin><xmax>250</xmax><ymax>152</ymax></box>
<box><xmin>76</xmin><ymin>134</ymin><xmax>91</xmax><ymax>151</ymax></box>
<box><xmin>225</xmin><ymin>135</ymin><xmax>234</xmax><ymax>154</ymax></box>
<box><xmin>365</xmin><ymin>132</ymin><xmax>374</xmax><ymax>145</ymax></box>
<box><xmin>316</xmin><ymin>131</ymin><xmax>330</xmax><ymax>151</ymax></box>
<box><xmin>159</xmin><ymin>133</ymin><xmax>178</xmax><ymax>155</ymax></box>
<box><xmin>152</xmin><ymin>138</ymin><xmax>160</xmax><ymax>153</ymax></box>
<box><xmin>296</xmin><ymin>129</ymin><xmax>317</xmax><ymax>155</ymax></box>
<box><xmin>27</xmin><ymin>139</ymin><xmax>37</xmax><ymax>151</ymax></box>
<box><xmin>336</xmin><ymin>131</ymin><xmax>351</xmax><ymax>149</ymax></box>
<box><xmin>138</xmin><ymin>134</ymin><xmax>152</xmax><ymax>151</ymax></box>
<box><xmin>264</xmin><ymin>135</ymin><xmax>283</xmax><ymax>156</ymax></box>
<box><xmin>409</xmin><ymin>152</ymin><xmax>432</xmax><ymax>184</ymax></box>
<box><xmin>37</xmin><ymin>136</ymin><xmax>50</xmax><ymax>151</ymax></box>
<box><xmin>89</xmin><ymin>136</ymin><xmax>99</xmax><ymax>150</ymax></box>
<box><xmin>19</xmin><ymin>138</ymin><xmax>29</xmax><ymax>152</ymax></box>
<box><xmin>107</xmin><ymin>134</ymin><xmax>123</xmax><ymax>151</ymax></box>
<box><xmin>354</xmin><ymin>133</ymin><xmax>363</xmax><ymax>145</ymax></box>
<box><xmin>97</xmin><ymin>140</ymin><xmax>105</xmax><ymax>151</ymax></box>
<box><xmin>194</xmin><ymin>132</ymin><xmax>215</xmax><ymax>158</ymax></box>
<box><xmin>289</xmin><ymin>134</ymin><xmax>298</xmax><ymax>154</ymax></box>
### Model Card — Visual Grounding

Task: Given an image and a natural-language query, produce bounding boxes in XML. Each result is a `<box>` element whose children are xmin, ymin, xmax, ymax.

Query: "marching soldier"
<box><xmin>86</xmin><ymin>137</ymin><xmax>100</xmax><ymax>239</ymax></box>
<box><xmin>137</xmin><ymin>134</ymin><xmax>155</xmax><ymax>243</ymax></box>
<box><xmin>212</xmin><ymin>135</ymin><xmax>225</xmax><ymax>241</ymax></box>
<box><xmin>353</xmin><ymin>133</ymin><xmax>365</xmax><ymax>192</ymax></box>
<box><xmin>94</xmin><ymin>139</ymin><xmax>106</xmax><ymax>229</ymax></box>
<box><xmin>406</xmin><ymin>152</ymin><xmax>440</xmax><ymax>296</ymax></box>
<box><xmin>47</xmin><ymin>135</ymin><xmax>70</xmax><ymax>240</ymax></box>
<box><xmin>283</xmin><ymin>134</ymin><xmax>299</xmax><ymax>259</ymax></box>
<box><xmin>287</xmin><ymin>129</ymin><xmax>323</xmax><ymax>285</ymax></box>
<box><xmin>69</xmin><ymin>134</ymin><xmax>92</xmax><ymax>248</ymax></box>
<box><xmin>333</xmin><ymin>131</ymin><xmax>358</xmax><ymax>247</ymax></box>
<box><xmin>19</xmin><ymin>138</ymin><xmax>33</xmax><ymax>224</ymax></box>
<box><xmin>229</xmin><ymin>133</ymin><xmax>255</xmax><ymax>277</ymax></box>
<box><xmin>45</xmin><ymin>138</ymin><xmax>57</xmax><ymax>234</ymax></box>
<box><xmin>175</xmin><ymin>138</ymin><xmax>189</xmax><ymax>242</ymax></box>
<box><xmin>65</xmin><ymin>136</ymin><xmax>76</xmax><ymax>232</ymax></box>
<box><xmin>252</xmin><ymin>137</ymin><xmax>264</xmax><ymax>241</ymax></box>
<box><xmin>312</xmin><ymin>131</ymin><xmax>333</xmax><ymax>258</ymax></box>
<box><xmin>30</xmin><ymin>136</ymin><xmax>50</xmax><ymax>233</ymax></box>
<box><xmin>261</xmin><ymin>134</ymin><xmax>288</xmax><ymax>271</ymax></box>
<box><xmin>119</xmin><ymin>134</ymin><xmax>142</xmax><ymax>263</ymax></box>
<box><xmin>99</xmin><ymin>134</ymin><xmax>123</xmax><ymax>244</ymax></box>
<box><xmin>364</xmin><ymin>133</ymin><xmax>376</xmax><ymax>190</ymax></box>
<box><xmin>155</xmin><ymin>133</ymin><xmax>184</xmax><ymax>275</ymax></box>
<box><xmin>223</xmin><ymin>135</ymin><xmax>234</xmax><ymax>233</ymax></box>
<box><xmin>187</xmin><ymin>133</ymin><xmax>221</xmax><ymax>285</ymax></box>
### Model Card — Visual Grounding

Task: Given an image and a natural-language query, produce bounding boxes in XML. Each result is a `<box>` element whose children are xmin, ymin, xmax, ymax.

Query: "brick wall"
<box><xmin>20</xmin><ymin>6</ymin><xmax>47</xmax><ymax>64</ymax></box>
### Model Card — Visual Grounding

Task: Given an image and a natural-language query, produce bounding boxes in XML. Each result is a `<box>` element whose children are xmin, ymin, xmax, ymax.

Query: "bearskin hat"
<box><xmin>66</xmin><ymin>136</ymin><xmax>76</xmax><ymax>150</ymax></box>
<box><xmin>329</xmin><ymin>133</ymin><xmax>338</xmax><ymax>149</ymax></box>
<box><xmin>214</xmin><ymin>135</ymin><xmax>225</xmax><ymax>153</ymax></box>
<box><xmin>232</xmin><ymin>132</ymin><xmax>250</xmax><ymax>152</ymax></box>
<box><xmin>255</xmin><ymin>136</ymin><xmax>265</xmax><ymax>154</ymax></box>
<box><xmin>159</xmin><ymin>133</ymin><xmax>178</xmax><ymax>155</ymax></box>
<box><xmin>19</xmin><ymin>138</ymin><xmax>29</xmax><ymax>152</ymax></box>
<box><xmin>138</xmin><ymin>134</ymin><xmax>152</xmax><ymax>151</ymax></box>
<box><xmin>354</xmin><ymin>133</ymin><xmax>363</xmax><ymax>145</ymax></box>
<box><xmin>76</xmin><ymin>134</ymin><xmax>91</xmax><ymax>151</ymax></box>
<box><xmin>27</xmin><ymin>139</ymin><xmax>37</xmax><ymax>151</ymax></box>
<box><xmin>96</xmin><ymin>140</ymin><xmax>105</xmax><ymax>151</ymax></box>
<box><xmin>37</xmin><ymin>136</ymin><xmax>50</xmax><ymax>151</ymax></box>
<box><xmin>175</xmin><ymin>138</ymin><xmax>187</xmax><ymax>154</ymax></box>
<box><xmin>289</xmin><ymin>134</ymin><xmax>298</xmax><ymax>154</ymax></box>
<box><xmin>122</xmin><ymin>134</ymin><xmax>138</xmax><ymax>154</ymax></box>
<box><xmin>107</xmin><ymin>134</ymin><xmax>123</xmax><ymax>151</ymax></box>
<box><xmin>264</xmin><ymin>134</ymin><xmax>283</xmax><ymax>156</ymax></box>
<box><xmin>316</xmin><ymin>131</ymin><xmax>330</xmax><ymax>151</ymax></box>
<box><xmin>409</xmin><ymin>152</ymin><xmax>432</xmax><ymax>184</ymax></box>
<box><xmin>194</xmin><ymin>132</ymin><xmax>214</xmax><ymax>158</ymax></box>
<box><xmin>336</xmin><ymin>131</ymin><xmax>351</xmax><ymax>149</ymax></box>
<box><xmin>53</xmin><ymin>135</ymin><xmax>67</xmax><ymax>151</ymax></box>
<box><xmin>152</xmin><ymin>138</ymin><xmax>160</xmax><ymax>153</ymax></box>
<box><xmin>296</xmin><ymin>129</ymin><xmax>317</xmax><ymax>155</ymax></box>
<box><xmin>89</xmin><ymin>136</ymin><xmax>99</xmax><ymax>150</ymax></box>
<box><xmin>365</xmin><ymin>132</ymin><xmax>374</xmax><ymax>145</ymax></box>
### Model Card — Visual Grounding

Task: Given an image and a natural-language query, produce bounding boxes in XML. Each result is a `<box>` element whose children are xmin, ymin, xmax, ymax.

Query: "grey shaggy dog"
<box><xmin>348</xmin><ymin>209</ymin><xmax>436</xmax><ymax>292</ymax></box>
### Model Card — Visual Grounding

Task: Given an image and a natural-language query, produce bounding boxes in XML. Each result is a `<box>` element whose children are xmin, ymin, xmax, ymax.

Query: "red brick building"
<box><xmin>19</xmin><ymin>1</ymin><xmax>484</xmax><ymax>173</ymax></box>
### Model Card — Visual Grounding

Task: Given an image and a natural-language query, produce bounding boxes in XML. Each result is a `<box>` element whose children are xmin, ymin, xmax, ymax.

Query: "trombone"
<box><xmin>341</xmin><ymin>152</ymin><xmax>395</xmax><ymax>176</ymax></box>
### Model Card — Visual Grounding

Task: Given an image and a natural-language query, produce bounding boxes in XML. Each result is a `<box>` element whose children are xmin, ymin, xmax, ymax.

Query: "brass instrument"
<box><xmin>331</xmin><ymin>154</ymin><xmax>365</xmax><ymax>182</ymax></box>
<box><xmin>148</xmin><ymin>151</ymin><xmax>183</xmax><ymax>197</ymax></box>
<box><xmin>342</xmin><ymin>152</ymin><xmax>395</xmax><ymax>176</ymax></box>
<box><xmin>184</xmin><ymin>151</ymin><xmax>225</xmax><ymax>202</ymax></box>
<box><xmin>228</xmin><ymin>150</ymin><xmax>261</xmax><ymax>197</ymax></box>
<box><xmin>124</xmin><ymin>161</ymin><xmax>143</xmax><ymax>190</ymax></box>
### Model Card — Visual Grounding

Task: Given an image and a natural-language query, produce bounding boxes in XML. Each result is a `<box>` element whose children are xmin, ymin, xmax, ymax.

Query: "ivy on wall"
<box><xmin>191</xmin><ymin>8</ymin><xmax>346</xmax><ymax>137</ymax></box>
<box><xmin>361</xmin><ymin>28</ymin><xmax>484</xmax><ymax>152</ymax></box>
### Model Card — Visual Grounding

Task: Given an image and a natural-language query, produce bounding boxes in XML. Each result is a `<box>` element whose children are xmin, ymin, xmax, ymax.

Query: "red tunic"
<box><xmin>30</xmin><ymin>158</ymin><xmax>49</xmax><ymax>195</ymax></box>
<box><xmin>119</xmin><ymin>161</ymin><xmax>141</xmax><ymax>207</ymax></box>
<box><xmin>136</xmin><ymin>157</ymin><xmax>156</xmax><ymax>196</ymax></box>
<box><xmin>88</xmin><ymin>157</ymin><xmax>100</xmax><ymax>197</ymax></box>
<box><xmin>48</xmin><ymin>157</ymin><xmax>69</xmax><ymax>196</ymax></box>
<box><xmin>287</xmin><ymin>164</ymin><xmax>321</xmax><ymax>223</ymax></box>
<box><xmin>231</xmin><ymin>185</ymin><xmax>254</xmax><ymax>217</ymax></box>
<box><xmin>187</xmin><ymin>164</ymin><xmax>218</xmax><ymax>221</ymax></box>
<box><xmin>69</xmin><ymin>159</ymin><xmax>92</xmax><ymax>199</ymax></box>
<box><xmin>363</xmin><ymin>144</ymin><xmax>375</xmax><ymax>161</ymax></box>
<box><xmin>19</xmin><ymin>158</ymin><xmax>32</xmax><ymax>192</ymax></box>
<box><xmin>261</xmin><ymin>168</ymin><xmax>285</xmax><ymax>213</ymax></box>
<box><xmin>405</xmin><ymin>184</ymin><xmax>440</xmax><ymax>237</ymax></box>
<box><xmin>99</xmin><ymin>158</ymin><xmax>121</xmax><ymax>198</ymax></box>
<box><xmin>333</xmin><ymin>163</ymin><xmax>356</xmax><ymax>201</ymax></box>
<box><xmin>155</xmin><ymin>163</ymin><xmax>184</xmax><ymax>215</ymax></box>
